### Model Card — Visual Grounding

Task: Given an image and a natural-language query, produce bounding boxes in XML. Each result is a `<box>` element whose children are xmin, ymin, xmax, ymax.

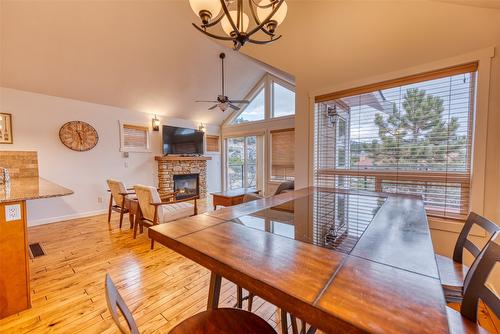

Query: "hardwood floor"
<box><xmin>0</xmin><ymin>200</ymin><xmax>300</xmax><ymax>334</ymax></box>
<box><xmin>0</xmin><ymin>199</ymin><xmax>498</xmax><ymax>334</ymax></box>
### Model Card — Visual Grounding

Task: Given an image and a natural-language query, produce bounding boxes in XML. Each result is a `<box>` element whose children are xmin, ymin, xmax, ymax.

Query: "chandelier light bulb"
<box><xmin>189</xmin><ymin>0</ymin><xmax>222</xmax><ymax>24</ymax></box>
<box><xmin>257</xmin><ymin>0</ymin><xmax>288</xmax><ymax>27</ymax></box>
<box><xmin>221</xmin><ymin>11</ymin><xmax>250</xmax><ymax>36</ymax></box>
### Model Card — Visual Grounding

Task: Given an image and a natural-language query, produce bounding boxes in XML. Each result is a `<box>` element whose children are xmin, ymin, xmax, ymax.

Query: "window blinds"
<box><xmin>123</xmin><ymin>124</ymin><xmax>149</xmax><ymax>150</ymax></box>
<box><xmin>314</xmin><ymin>63</ymin><xmax>477</xmax><ymax>220</ymax></box>
<box><xmin>271</xmin><ymin>128</ymin><xmax>295</xmax><ymax>181</ymax></box>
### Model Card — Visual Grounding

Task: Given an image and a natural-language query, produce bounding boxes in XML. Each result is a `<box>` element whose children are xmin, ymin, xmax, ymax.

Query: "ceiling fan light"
<box><xmin>257</xmin><ymin>0</ymin><xmax>287</xmax><ymax>26</ymax></box>
<box><xmin>189</xmin><ymin>0</ymin><xmax>222</xmax><ymax>24</ymax></box>
<box><xmin>221</xmin><ymin>11</ymin><xmax>249</xmax><ymax>36</ymax></box>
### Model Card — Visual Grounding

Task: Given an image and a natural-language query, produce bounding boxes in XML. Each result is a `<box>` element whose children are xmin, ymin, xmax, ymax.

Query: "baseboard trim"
<box><xmin>28</xmin><ymin>209</ymin><xmax>108</xmax><ymax>227</ymax></box>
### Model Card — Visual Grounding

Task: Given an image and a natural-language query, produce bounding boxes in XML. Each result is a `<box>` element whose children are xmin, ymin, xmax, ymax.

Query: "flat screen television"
<box><xmin>162</xmin><ymin>125</ymin><xmax>204</xmax><ymax>155</ymax></box>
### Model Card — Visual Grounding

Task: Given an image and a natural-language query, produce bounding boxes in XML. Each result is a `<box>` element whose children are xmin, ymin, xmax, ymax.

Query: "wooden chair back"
<box><xmin>107</xmin><ymin>179</ymin><xmax>127</xmax><ymax>206</ymax></box>
<box><xmin>460</xmin><ymin>231</ymin><xmax>500</xmax><ymax>323</ymax></box>
<box><xmin>104</xmin><ymin>274</ymin><xmax>139</xmax><ymax>334</ymax></box>
<box><xmin>134</xmin><ymin>184</ymin><xmax>161</xmax><ymax>222</ymax></box>
<box><xmin>453</xmin><ymin>212</ymin><xmax>499</xmax><ymax>263</ymax></box>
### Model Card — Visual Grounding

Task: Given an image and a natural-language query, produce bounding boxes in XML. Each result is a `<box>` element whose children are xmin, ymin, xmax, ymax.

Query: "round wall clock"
<box><xmin>59</xmin><ymin>121</ymin><xmax>99</xmax><ymax>151</ymax></box>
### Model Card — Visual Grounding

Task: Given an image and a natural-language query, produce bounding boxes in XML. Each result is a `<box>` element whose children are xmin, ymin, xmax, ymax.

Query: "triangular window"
<box><xmin>231</xmin><ymin>87</ymin><xmax>265</xmax><ymax>124</ymax></box>
<box><xmin>272</xmin><ymin>82</ymin><xmax>295</xmax><ymax>117</ymax></box>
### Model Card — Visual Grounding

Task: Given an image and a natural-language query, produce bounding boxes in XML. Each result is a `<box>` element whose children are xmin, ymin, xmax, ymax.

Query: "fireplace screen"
<box><xmin>173</xmin><ymin>174</ymin><xmax>199</xmax><ymax>200</ymax></box>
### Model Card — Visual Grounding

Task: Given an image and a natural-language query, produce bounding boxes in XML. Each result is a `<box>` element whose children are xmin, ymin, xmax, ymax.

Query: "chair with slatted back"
<box><xmin>107</xmin><ymin>179</ymin><xmax>136</xmax><ymax>228</ymax></box>
<box><xmin>104</xmin><ymin>274</ymin><xmax>277</xmax><ymax>334</ymax></box>
<box><xmin>436</xmin><ymin>212</ymin><xmax>499</xmax><ymax>303</ymax></box>
<box><xmin>446</xmin><ymin>231</ymin><xmax>500</xmax><ymax>333</ymax></box>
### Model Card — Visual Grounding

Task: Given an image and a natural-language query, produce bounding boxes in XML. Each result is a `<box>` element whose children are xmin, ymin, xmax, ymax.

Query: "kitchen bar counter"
<box><xmin>0</xmin><ymin>177</ymin><xmax>73</xmax><ymax>203</ymax></box>
<box><xmin>0</xmin><ymin>177</ymin><xmax>73</xmax><ymax>318</ymax></box>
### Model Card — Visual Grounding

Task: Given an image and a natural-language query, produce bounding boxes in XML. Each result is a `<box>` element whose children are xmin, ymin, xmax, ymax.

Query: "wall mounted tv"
<box><xmin>162</xmin><ymin>125</ymin><xmax>204</xmax><ymax>155</ymax></box>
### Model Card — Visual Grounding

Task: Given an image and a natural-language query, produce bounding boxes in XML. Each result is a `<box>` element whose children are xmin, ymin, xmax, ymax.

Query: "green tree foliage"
<box><xmin>367</xmin><ymin>88</ymin><xmax>462</xmax><ymax>170</ymax></box>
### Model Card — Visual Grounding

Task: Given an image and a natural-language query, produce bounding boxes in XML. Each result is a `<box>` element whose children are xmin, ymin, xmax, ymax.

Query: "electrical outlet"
<box><xmin>124</xmin><ymin>161</ymin><xmax>129</xmax><ymax>168</ymax></box>
<box><xmin>5</xmin><ymin>204</ymin><xmax>22</xmax><ymax>221</ymax></box>
<box><xmin>97</xmin><ymin>196</ymin><xmax>103</xmax><ymax>204</ymax></box>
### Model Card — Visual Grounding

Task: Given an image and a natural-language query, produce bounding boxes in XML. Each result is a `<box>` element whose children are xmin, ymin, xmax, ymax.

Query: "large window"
<box><xmin>314</xmin><ymin>63</ymin><xmax>477</xmax><ymax>220</ymax></box>
<box><xmin>272</xmin><ymin>82</ymin><xmax>295</xmax><ymax>118</ymax></box>
<box><xmin>232</xmin><ymin>87</ymin><xmax>265</xmax><ymax>124</ymax></box>
<box><xmin>226</xmin><ymin>136</ymin><xmax>258</xmax><ymax>189</ymax></box>
<box><xmin>271</xmin><ymin>129</ymin><xmax>295</xmax><ymax>181</ymax></box>
<box><xmin>229</xmin><ymin>75</ymin><xmax>295</xmax><ymax>125</ymax></box>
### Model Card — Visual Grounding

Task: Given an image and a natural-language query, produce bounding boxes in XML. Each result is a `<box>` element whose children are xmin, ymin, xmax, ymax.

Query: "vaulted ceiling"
<box><xmin>0</xmin><ymin>1</ymin><xmax>271</xmax><ymax>125</ymax></box>
<box><xmin>1</xmin><ymin>0</ymin><xmax>498</xmax><ymax>126</ymax></box>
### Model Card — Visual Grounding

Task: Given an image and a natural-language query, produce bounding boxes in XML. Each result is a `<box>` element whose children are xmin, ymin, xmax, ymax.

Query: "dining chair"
<box><xmin>435</xmin><ymin>212</ymin><xmax>499</xmax><ymax>303</ymax></box>
<box><xmin>107</xmin><ymin>179</ymin><xmax>136</xmax><ymax>228</ymax></box>
<box><xmin>104</xmin><ymin>274</ymin><xmax>277</xmax><ymax>334</ymax></box>
<box><xmin>134</xmin><ymin>185</ymin><xmax>198</xmax><ymax>249</ymax></box>
<box><xmin>446</xmin><ymin>231</ymin><xmax>499</xmax><ymax>333</ymax></box>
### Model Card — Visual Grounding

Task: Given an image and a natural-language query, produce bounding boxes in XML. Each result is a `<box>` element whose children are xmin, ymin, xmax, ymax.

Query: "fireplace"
<box><xmin>173</xmin><ymin>174</ymin><xmax>199</xmax><ymax>200</ymax></box>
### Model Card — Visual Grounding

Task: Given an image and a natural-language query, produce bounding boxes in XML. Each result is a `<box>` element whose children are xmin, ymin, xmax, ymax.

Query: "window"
<box><xmin>226</xmin><ymin>136</ymin><xmax>258</xmax><ymax>189</ymax></box>
<box><xmin>314</xmin><ymin>63</ymin><xmax>477</xmax><ymax>220</ymax></box>
<box><xmin>228</xmin><ymin>75</ymin><xmax>295</xmax><ymax>125</ymax></box>
<box><xmin>232</xmin><ymin>88</ymin><xmax>265</xmax><ymax>124</ymax></box>
<box><xmin>271</xmin><ymin>129</ymin><xmax>295</xmax><ymax>181</ymax></box>
<box><xmin>272</xmin><ymin>82</ymin><xmax>295</xmax><ymax>118</ymax></box>
<box><xmin>120</xmin><ymin>122</ymin><xmax>151</xmax><ymax>152</ymax></box>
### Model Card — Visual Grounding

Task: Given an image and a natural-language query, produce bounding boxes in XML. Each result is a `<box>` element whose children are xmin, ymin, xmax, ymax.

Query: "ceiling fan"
<box><xmin>196</xmin><ymin>53</ymin><xmax>249</xmax><ymax>112</ymax></box>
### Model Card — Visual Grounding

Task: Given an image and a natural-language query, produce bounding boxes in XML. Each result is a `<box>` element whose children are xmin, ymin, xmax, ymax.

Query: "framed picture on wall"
<box><xmin>0</xmin><ymin>113</ymin><xmax>13</xmax><ymax>144</ymax></box>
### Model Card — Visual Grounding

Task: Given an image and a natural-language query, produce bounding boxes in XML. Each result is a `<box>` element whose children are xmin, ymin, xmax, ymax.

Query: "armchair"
<box><xmin>134</xmin><ymin>185</ymin><xmax>198</xmax><ymax>249</ymax></box>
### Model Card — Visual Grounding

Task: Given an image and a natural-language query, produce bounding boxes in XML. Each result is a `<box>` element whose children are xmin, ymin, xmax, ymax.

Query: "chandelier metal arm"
<box><xmin>248</xmin><ymin>34</ymin><xmax>282</xmax><ymax>44</ymax></box>
<box><xmin>202</xmin><ymin>11</ymin><xmax>225</xmax><ymax>28</ymax></box>
<box><xmin>248</xmin><ymin>0</ymin><xmax>274</xmax><ymax>37</ymax></box>
<box><xmin>219</xmin><ymin>0</ymin><xmax>240</xmax><ymax>36</ymax></box>
<box><xmin>192</xmin><ymin>24</ymin><xmax>234</xmax><ymax>41</ymax></box>
<box><xmin>246</xmin><ymin>0</ymin><xmax>285</xmax><ymax>36</ymax></box>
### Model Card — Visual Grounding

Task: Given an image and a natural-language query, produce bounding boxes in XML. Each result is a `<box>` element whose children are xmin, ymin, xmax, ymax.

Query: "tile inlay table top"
<box><xmin>149</xmin><ymin>186</ymin><xmax>450</xmax><ymax>334</ymax></box>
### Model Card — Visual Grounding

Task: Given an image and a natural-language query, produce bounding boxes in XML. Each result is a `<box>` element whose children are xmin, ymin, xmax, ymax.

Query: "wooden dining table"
<box><xmin>149</xmin><ymin>186</ymin><xmax>451</xmax><ymax>334</ymax></box>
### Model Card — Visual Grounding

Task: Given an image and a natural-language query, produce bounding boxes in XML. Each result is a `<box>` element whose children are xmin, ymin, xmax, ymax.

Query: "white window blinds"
<box><xmin>314</xmin><ymin>63</ymin><xmax>477</xmax><ymax>220</ymax></box>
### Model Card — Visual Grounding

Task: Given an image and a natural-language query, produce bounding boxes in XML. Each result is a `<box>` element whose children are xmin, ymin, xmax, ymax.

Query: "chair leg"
<box><xmin>119</xmin><ymin>210</ymin><xmax>124</xmax><ymax>228</ymax></box>
<box><xmin>280</xmin><ymin>309</ymin><xmax>288</xmax><ymax>334</ymax></box>
<box><xmin>248</xmin><ymin>292</ymin><xmax>254</xmax><ymax>312</ymax></box>
<box><xmin>107</xmin><ymin>195</ymin><xmax>113</xmax><ymax>223</ymax></box>
<box><xmin>133</xmin><ymin>217</ymin><xmax>139</xmax><ymax>239</ymax></box>
<box><xmin>290</xmin><ymin>314</ymin><xmax>299</xmax><ymax>334</ymax></box>
<box><xmin>236</xmin><ymin>286</ymin><xmax>243</xmax><ymax>309</ymax></box>
<box><xmin>129</xmin><ymin>213</ymin><xmax>134</xmax><ymax>229</ymax></box>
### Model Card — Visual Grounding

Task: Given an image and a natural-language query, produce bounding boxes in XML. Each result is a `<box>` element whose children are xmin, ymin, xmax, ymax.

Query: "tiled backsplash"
<box><xmin>0</xmin><ymin>151</ymin><xmax>39</xmax><ymax>178</ymax></box>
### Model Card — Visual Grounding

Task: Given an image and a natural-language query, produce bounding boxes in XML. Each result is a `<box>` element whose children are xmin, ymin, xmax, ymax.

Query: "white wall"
<box><xmin>0</xmin><ymin>87</ymin><xmax>220</xmax><ymax>226</ymax></box>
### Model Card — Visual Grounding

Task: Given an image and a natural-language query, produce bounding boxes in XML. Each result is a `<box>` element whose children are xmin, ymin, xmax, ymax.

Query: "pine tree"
<box><xmin>368</xmin><ymin>88</ymin><xmax>461</xmax><ymax>170</ymax></box>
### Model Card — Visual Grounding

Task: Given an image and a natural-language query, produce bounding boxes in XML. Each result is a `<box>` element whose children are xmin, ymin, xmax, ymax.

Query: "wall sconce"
<box><xmin>152</xmin><ymin>115</ymin><xmax>160</xmax><ymax>131</ymax></box>
<box><xmin>198</xmin><ymin>122</ymin><xmax>206</xmax><ymax>132</ymax></box>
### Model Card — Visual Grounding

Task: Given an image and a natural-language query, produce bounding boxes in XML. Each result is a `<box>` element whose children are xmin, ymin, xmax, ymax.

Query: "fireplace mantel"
<box><xmin>155</xmin><ymin>156</ymin><xmax>212</xmax><ymax>162</ymax></box>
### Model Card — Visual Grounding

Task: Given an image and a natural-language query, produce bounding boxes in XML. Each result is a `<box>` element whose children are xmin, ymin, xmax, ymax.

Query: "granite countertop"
<box><xmin>0</xmin><ymin>177</ymin><xmax>73</xmax><ymax>203</ymax></box>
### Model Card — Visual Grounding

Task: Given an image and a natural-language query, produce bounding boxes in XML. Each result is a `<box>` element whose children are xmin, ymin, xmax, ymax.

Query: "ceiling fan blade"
<box><xmin>229</xmin><ymin>100</ymin><xmax>250</xmax><ymax>104</ymax></box>
<box><xmin>196</xmin><ymin>100</ymin><xmax>218</xmax><ymax>103</ymax></box>
<box><xmin>208</xmin><ymin>104</ymin><xmax>219</xmax><ymax>110</ymax></box>
<box><xmin>229</xmin><ymin>103</ymin><xmax>241</xmax><ymax>111</ymax></box>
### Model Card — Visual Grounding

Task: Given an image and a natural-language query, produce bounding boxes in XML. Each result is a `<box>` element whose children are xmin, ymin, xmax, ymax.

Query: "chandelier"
<box><xmin>189</xmin><ymin>0</ymin><xmax>288</xmax><ymax>50</ymax></box>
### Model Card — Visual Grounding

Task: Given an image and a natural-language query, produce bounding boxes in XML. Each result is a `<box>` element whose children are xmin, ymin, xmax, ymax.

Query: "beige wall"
<box><xmin>242</xmin><ymin>1</ymin><xmax>500</xmax><ymax>283</ymax></box>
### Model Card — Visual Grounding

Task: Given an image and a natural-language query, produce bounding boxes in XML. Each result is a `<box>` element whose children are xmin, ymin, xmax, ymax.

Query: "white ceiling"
<box><xmin>0</xmin><ymin>1</ymin><xmax>270</xmax><ymax>125</ymax></box>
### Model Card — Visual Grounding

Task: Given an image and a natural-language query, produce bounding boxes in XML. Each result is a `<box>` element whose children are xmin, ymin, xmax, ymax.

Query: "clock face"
<box><xmin>59</xmin><ymin>121</ymin><xmax>98</xmax><ymax>151</ymax></box>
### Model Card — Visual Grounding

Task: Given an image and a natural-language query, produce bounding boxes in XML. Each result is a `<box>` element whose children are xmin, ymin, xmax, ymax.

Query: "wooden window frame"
<box><xmin>119</xmin><ymin>121</ymin><xmax>151</xmax><ymax>153</ymax></box>
<box><xmin>314</xmin><ymin>62</ymin><xmax>479</xmax><ymax>220</ymax></box>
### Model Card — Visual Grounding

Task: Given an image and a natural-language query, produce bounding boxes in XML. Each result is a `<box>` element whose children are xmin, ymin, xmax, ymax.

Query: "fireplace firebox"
<box><xmin>173</xmin><ymin>174</ymin><xmax>199</xmax><ymax>200</ymax></box>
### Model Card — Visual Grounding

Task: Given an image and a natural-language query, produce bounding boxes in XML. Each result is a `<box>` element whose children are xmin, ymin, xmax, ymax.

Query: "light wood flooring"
<box><xmin>0</xmin><ymin>200</ymin><xmax>498</xmax><ymax>334</ymax></box>
<box><xmin>0</xmin><ymin>201</ymin><xmax>301</xmax><ymax>334</ymax></box>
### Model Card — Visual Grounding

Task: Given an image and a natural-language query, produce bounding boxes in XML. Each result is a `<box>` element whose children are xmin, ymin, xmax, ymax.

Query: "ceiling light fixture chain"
<box><xmin>190</xmin><ymin>0</ymin><xmax>287</xmax><ymax>50</ymax></box>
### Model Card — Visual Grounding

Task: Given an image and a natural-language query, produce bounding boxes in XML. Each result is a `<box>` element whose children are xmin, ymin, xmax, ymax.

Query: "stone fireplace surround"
<box><xmin>155</xmin><ymin>156</ymin><xmax>211</xmax><ymax>200</ymax></box>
